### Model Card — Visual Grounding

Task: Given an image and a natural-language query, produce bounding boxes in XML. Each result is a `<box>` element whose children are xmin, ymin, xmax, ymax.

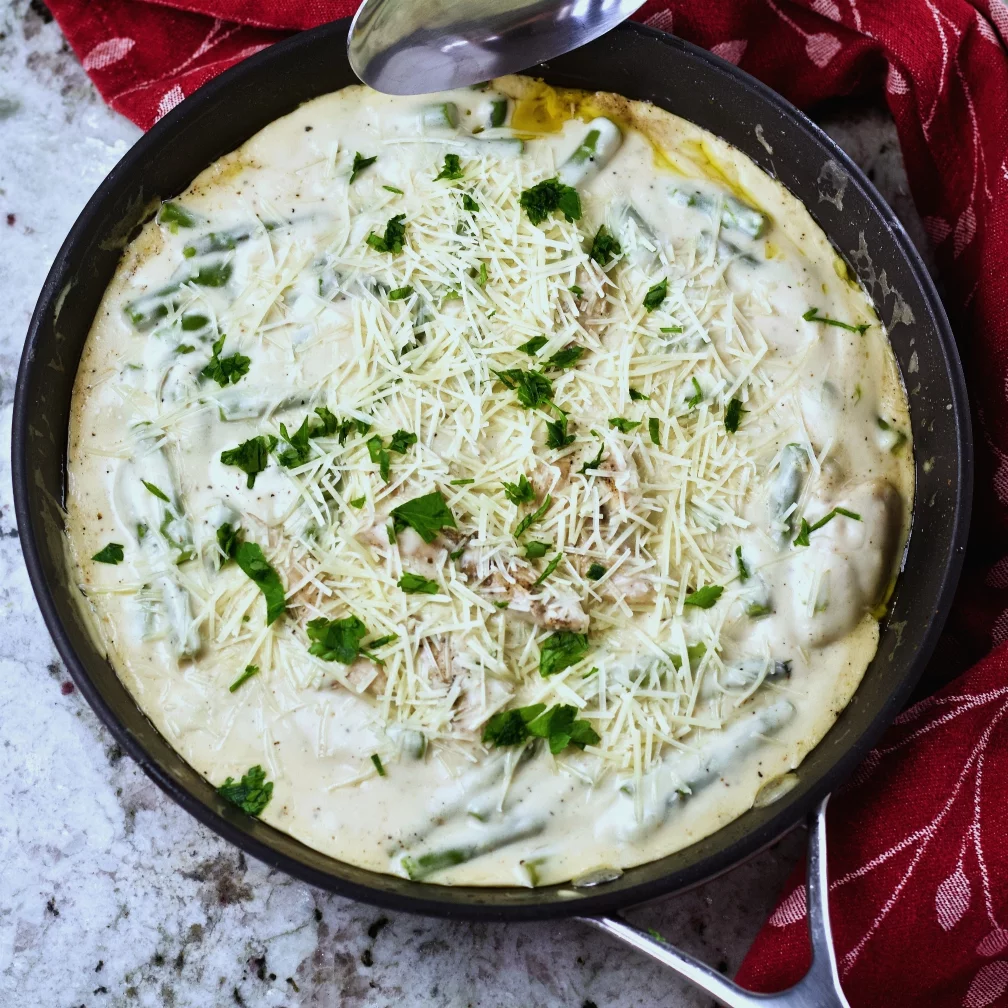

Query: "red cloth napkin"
<box><xmin>42</xmin><ymin>0</ymin><xmax>1008</xmax><ymax>1003</ymax></box>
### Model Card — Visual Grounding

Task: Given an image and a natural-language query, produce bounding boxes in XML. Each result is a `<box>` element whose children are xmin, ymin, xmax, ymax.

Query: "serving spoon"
<box><xmin>348</xmin><ymin>0</ymin><xmax>649</xmax><ymax>94</ymax></box>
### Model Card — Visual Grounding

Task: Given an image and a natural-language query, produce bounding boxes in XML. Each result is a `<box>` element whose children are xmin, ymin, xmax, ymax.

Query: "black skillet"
<box><xmin>12</xmin><ymin>18</ymin><xmax>971</xmax><ymax>1006</ymax></box>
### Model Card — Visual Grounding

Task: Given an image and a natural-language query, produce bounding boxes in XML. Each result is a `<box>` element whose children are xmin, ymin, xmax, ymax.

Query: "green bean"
<box><xmin>459</xmin><ymin>136</ymin><xmax>525</xmax><ymax>158</ymax></box>
<box><xmin>182</xmin><ymin>224</ymin><xmax>255</xmax><ymax>259</ymax></box>
<box><xmin>557</xmin><ymin>118</ymin><xmax>622</xmax><ymax>186</ymax></box>
<box><xmin>157</xmin><ymin>201</ymin><xmax>199</xmax><ymax>231</ymax></box>
<box><xmin>768</xmin><ymin>443</ymin><xmax>808</xmax><ymax>545</ymax></box>
<box><xmin>721</xmin><ymin>658</ymin><xmax>791</xmax><ymax>689</ymax></box>
<box><xmin>671</xmin><ymin>188</ymin><xmax>769</xmax><ymax>239</ymax></box>
<box><xmin>420</xmin><ymin>102</ymin><xmax>459</xmax><ymax>130</ymax></box>
<box><xmin>400</xmin><ymin>815</ymin><xmax>545</xmax><ymax>880</ymax></box>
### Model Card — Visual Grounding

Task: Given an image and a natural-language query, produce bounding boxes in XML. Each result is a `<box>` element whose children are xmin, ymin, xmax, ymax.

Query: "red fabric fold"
<box><xmin>41</xmin><ymin>0</ymin><xmax>1008</xmax><ymax>1003</ymax></box>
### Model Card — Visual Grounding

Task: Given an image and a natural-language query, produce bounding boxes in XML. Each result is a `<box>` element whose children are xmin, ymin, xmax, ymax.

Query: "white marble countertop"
<box><xmin>0</xmin><ymin>3</ymin><xmax>931</xmax><ymax>1005</ymax></box>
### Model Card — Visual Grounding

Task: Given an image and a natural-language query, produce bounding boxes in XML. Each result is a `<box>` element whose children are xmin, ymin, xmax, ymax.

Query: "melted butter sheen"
<box><xmin>65</xmin><ymin>79</ymin><xmax>913</xmax><ymax>887</ymax></box>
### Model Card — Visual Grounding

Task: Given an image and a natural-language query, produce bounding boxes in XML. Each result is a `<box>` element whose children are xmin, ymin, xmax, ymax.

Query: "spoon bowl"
<box><xmin>348</xmin><ymin>0</ymin><xmax>648</xmax><ymax>94</ymax></box>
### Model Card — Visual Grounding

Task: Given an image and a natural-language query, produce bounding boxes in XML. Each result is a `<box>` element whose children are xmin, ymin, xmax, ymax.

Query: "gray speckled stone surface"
<box><xmin>0</xmin><ymin>4</ymin><xmax>930</xmax><ymax>1005</ymax></box>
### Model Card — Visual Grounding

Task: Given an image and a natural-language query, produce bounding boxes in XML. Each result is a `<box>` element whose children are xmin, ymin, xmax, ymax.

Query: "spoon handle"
<box><xmin>581</xmin><ymin>795</ymin><xmax>850</xmax><ymax>1008</ymax></box>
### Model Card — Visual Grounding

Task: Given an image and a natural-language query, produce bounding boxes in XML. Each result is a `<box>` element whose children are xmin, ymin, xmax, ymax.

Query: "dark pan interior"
<box><xmin>12</xmin><ymin>19</ymin><xmax>971</xmax><ymax>921</ymax></box>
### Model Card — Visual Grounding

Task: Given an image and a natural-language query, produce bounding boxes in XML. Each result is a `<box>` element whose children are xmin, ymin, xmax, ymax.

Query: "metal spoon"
<box><xmin>348</xmin><ymin>0</ymin><xmax>648</xmax><ymax>95</ymax></box>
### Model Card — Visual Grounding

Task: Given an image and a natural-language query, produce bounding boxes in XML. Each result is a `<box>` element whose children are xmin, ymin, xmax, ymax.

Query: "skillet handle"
<box><xmin>580</xmin><ymin>795</ymin><xmax>850</xmax><ymax>1008</ymax></box>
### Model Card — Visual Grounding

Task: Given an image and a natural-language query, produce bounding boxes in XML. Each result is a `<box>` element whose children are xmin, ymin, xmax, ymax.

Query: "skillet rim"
<box><xmin>11</xmin><ymin>18</ymin><xmax>972</xmax><ymax>921</ymax></box>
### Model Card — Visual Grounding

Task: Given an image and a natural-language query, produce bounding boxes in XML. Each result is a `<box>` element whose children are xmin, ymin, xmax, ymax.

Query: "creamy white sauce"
<box><xmin>66</xmin><ymin>78</ymin><xmax>913</xmax><ymax>887</ymax></box>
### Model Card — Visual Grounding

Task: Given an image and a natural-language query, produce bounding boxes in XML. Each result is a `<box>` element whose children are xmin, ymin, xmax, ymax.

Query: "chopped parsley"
<box><xmin>475</xmin><ymin>262</ymin><xmax>488</xmax><ymax>287</ymax></box>
<box><xmin>349</xmin><ymin>496</ymin><xmax>366</xmax><ymax>509</ymax></box>
<box><xmin>545</xmin><ymin>406</ymin><xmax>575</xmax><ymax>449</ymax></box>
<box><xmin>382</xmin><ymin>184</ymin><xmax>404</xmax><ymax>194</ymax></box>
<box><xmin>579</xmin><ymin>434</ymin><xmax>605</xmax><ymax>475</ymax></box>
<box><xmin>660</xmin><ymin>325</ymin><xmax>684</xmax><ymax>333</ymax></box>
<box><xmin>643</xmin><ymin>277</ymin><xmax>668</xmax><ymax>311</ymax></box>
<box><xmin>483</xmin><ymin>702</ymin><xmax>599</xmax><ymax>754</ymax></box>
<box><xmin>388</xmin><ymin>429</ymin><xmax>418</xmax><ymax>454</ymax></box>
<box><xmin>398</xmin><ymin>572</ymin><xmax>440</xmax><ymax>595</ymax></box>
<box><xmin>735</xmin><ymin>545</ymin><xmax>750</xmax><ymax>582</ymax></box>
<box><xmin>366</xmin><ymin>213</ymin><xmax>407</xmax><ymax>254</ymax></box>
<box><xmin>524</xmin><ymin>541</ymin><xmax>552</xmax><ymax>559</ymax></box>
<box><xmin>683</xmin><ymin>585</ymin><xmax>724</xmax><ymax>608</ymax></box>
<box><xmin>747</xmin><ymin>602</ymin><xmax>773</xmax><ymax>618</ymax></box>
<box><xmin>462</xmin><ymin>193</ymin><xmax>479</xmax><ymax>212</ymax></box>
<box><xmin>198</xmin><ymin>336</ymin><xmax>249</xmax><ymax>387</ymax></box>
<box><xmin>533</xmin><ymin>552</ymin><xmax>563</xmax><ymax>585</ymax></box>
<box><xmin>142</xmin><ymin>480</ymin><xmax>170</xmax><ymax>502</ymax></box>
<box><xmin>229</xmin><ymin>664</ymin><xmax>259</xmax><ymax>693</ymax></box>
<box><xmin>435</xmin><ymin>153</ymin><xmax>464</xmax><ymax>180</ymax></box>
<box><xmin>92</xmin><ymin>542</ymin><xmax>124</xmax><ymax>565</ymax></box>
<box><xmin>190</xmin><ymin>262</ymin><xmax>232</xmax><ymax>287</ymax></box>
<box><xmin>390</xmin><ymin>491</ymin><xmax>457</xmax><ymax>543</ymax></box>
<box><xmin>217</xmin><ymin>765</ymin><xmax>273</xmax><ymax>816</ymax></box>
<box><xmin>371</xmin><ymin>754</ymin><xmax>386</xmax><ymax>776</ymax></box>
<box><xmin>502</xmin><ymin>474</ymin><xmax>535</xmax><ymax>505</ymax></box>
<box><xmin>331</xmin><ymin>415</ymin><xmax>372</xmax><ymax>445</ymax></box>
<box><xmin>493</xmin><ymin>368</ymin><xmax>553</xmax><ymax>409</ymax></box>
<box><xmin>648</xmin><ymin>417</ymin><xmax>661</xmax><ymax>446</ymax></box>
<box><xmin>877</xmin><ymin>416</ymin><xmax>908</xmax><ymax>453</ymax></box>
<box><xmin>349</xmin><ymin>152</ymin><xmax>378</xmax><ymax>184</ymax></box>
<box><xmin>218</xmin><ymin>526</ymin><xmax>286</xmax><ymax>624</ymax></box>
<box><xmin>517</xmin><ymin>335</ymin><xmax>548</xmax><ymax>356</ymax></box>
<box><xmin>724</xmin><ymin>397</ymin><xmax>745</xmax><ymax>433</ymax></box>
<box><xmin>588</xmin><ymin>225</ymin><xmax>622</xmax><ymax>266</ymax></box>
<box><xmin>277</xmin><ymin>416</ymin><xmax>313</xmax><ymax>468</ymax></box>
<box><xmin>174</xmin><ymin>343</ymin><xmax>196</xmax><ymax>355</ymax></box>
<box><xmin>629</xmin><ymin>387</ymin><xmax>649</xmax><ymax>402</ymax></box>
<box><xmin>539</xmin><ymin>631</ymin><xmax>590</xmax><ymax>677</ymax></box>
<box><xmin>450</xmin><ymin>478</ymin><xmax>474</xmax><ymax>486</ymax></box>
<box><xmin>514</xmin><ymin>494</ymin><xmax>551</xmax><ymax>538</ymax></box>
<box><xmin>587</xmin><ymin>562</ymin><xmax>606</xmax><ymax>581</ymax></box>
<box><xmin>687</xmin><ymin>377</ymin><xmax>704</xmax><ymax>409</ymax></box>
<box><xmin>519</xmin><ymin>177</ymin><xmax>582</xmax><ymax>225</ymax></box>
<box><xmin>220</xmin><ymin>435</ymin><xmax>277</xmax><ymax>488</ymax></box>
<box><xmin>180</xmin><ymin>313</ymin><xmax>208</xmax><ymax>331</ymax></box>
<box><xmin>608</xmin><ymin>417</ymin><xmax>640</xmax><ymax>434</ymax></box>
<box><xmin>388</xmin><ymin>285</ymin><xmax>414</xmax><ymax>301</ymax></box>
<box><xmin>802</xmin><ymin>307</ymin><xmax>869</xmax><ymax>334</ymax></box>
<box><xmin>546</xmin><ymin>345</ymin><xmax>584</xmax><ymax>370</ymax></box>
<box><xmin>569</xmin><ymin>284</ymin><xmax>584</xmax><ymax>296</ymax></box>
<box><xmin>306</xmin><ymin>615</ymin><xmax>368</xmax><ymax>664</ymax></box>
<box><xmin>367</xmin><ymin>435</ymin><xmax>391</xmax><ymax>482</ymax></box>
<box><xmin>793</xmin><ymin>506</ymin><xmax>862</xmax><ymax>546</ymax></box>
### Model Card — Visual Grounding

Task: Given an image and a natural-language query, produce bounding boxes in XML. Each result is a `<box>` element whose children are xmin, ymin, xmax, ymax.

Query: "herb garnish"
<box><xmin>539</xmin><ymin>631</ymin><xmax>590</xmax><ymax>677</ymax></box>
<box><xmin>350</xmin><ymin>152</ymin><xmax>378</xmax><ymax>184</ymax></box>
<box><xmin>277</xmin><ymin>416</ymin><xmax>314</xmax><ymax>468</ymax></box>
<box><xmin>502</xmin><ymin>474</ymin><xmax>535</xmax><ymax>505</ymax></box>
<box><xmin>366</xmin><ymin>213</ymin><xmax>407</xmax><ymax>254</ymax></box>
<box><xmin>371</xmin><ymin>754</ymin><xmax>386</xmax><ymax>776</ymax></box>
<box><xmin>390</xmin><ymin>491</ymin><xmax>457</xmax><ymax>543</ymax></box>
<box><xmin>587</xmin><ymin>562</ymin><xmax>606</xmax><ymax>581</ymax></box>
<box><xmin>579</xmin><ymin>434</ymin><xmax>605</xmax><ymax>475</ymax></box>
<box><xmin>793</xmin><ymin>506</ymin><xmax>862</xmax><ymax>547</ymax></box>
<box><xmin>643</xmin><ymin>277</ymin><xmax>668</xmax><ymax>311</ymax></box>
<box><xmin>524</xmin><ymin>541</ymin><xmax>552</xmax><ymax>559</ymax></box>
<box><xmin>648</xmin><ymin>417</ymin><xmax>661</xmax><ymax>446</ymax></box>
<box><xmin>462</xmin><ymin>193</ymin><xmax>479</xmax><ymax>212</ymax></box>
<box><xmin>517</xmin><ymin>335</ymin><xmax>548</xmax><ymax>356</ymax></box>
<box><xmin>175</xmin><ymin>344</ymin><xmax>196</xmax><ymax>355</ymax></box>
<box><xmin>217</xmin><ymin>524</ymin><xmax>286</xmax><ymax>624</ymax></box>
<box><xmin>367</xmin><ymin>435</ymin><xmax>391</xmax><ymax>482</ymax></box>
<box><xmin>687</xmin><ymin>377</ymin><xmax>704</xmax><ymax>409</ymax></box>
<box><xmin>629</xmin><ymin>387</ymin><xmax>649</xmax><ymax>402</ymax></box>
<box><xmin>735</xmin><ymin>545</ymin><xmax>750</xmax><ymax>582</ymax></box>
<box><xmin>683</xmin><ymin>585</ymin><xmax>724</xmax><ymax>608</ymax></box>
<box><xmin>450</xmin><ymin>478</ymin><xmax>474</xmax><ymax>486</ymax></box>
<box><xmin>229</xmin><ymin>665</ymin><xmax>259</xmax><ymax>693</ymax></box>
<box><xmin>588</xmin><ymin>225</ymin><xmax>622</xmax><ymax>266</ymax></box>
<box><xmin>608</xmin><ymin>417</ymin><xmax>640</xmax><ymax>434</ymax></box>
<box><xmin>306</xmin><ymin>614</ymin><xmax>368</xmax><ymax>663</ymax></box>
<box><xmin>545</xmin><ymin>406</ymin><xmax>576</xmax><ymax>449</ymax></box>
<box><xmin>382</xmin><ymin>184</ymin><xmax>404</xmax><ymax>195</ymax></box>
<box><xmin>533</xmin><ymin>552</ymin><xmax>563</xmax><ymax>585</ymax></box>
<box><xmin>435</xmin><ymin>153</ymin><xmax>464</xmax><ymax>180</ymax></box>
<box><xmin>142</xmin><ymin>480</ymin><xmax>171</xmax><ymax>502</ymax></box>
<box><xmin>388</xmin><ymin>285</ymin><xmax>414</xmax><ymax>301</ymax></box>
<box><xmin>349</xmin><ymin>496</ymin><xmax>366</xmax><ymax>509</ymax></box>
<box><xmin>220</xmin><ymin>435</ymin><xmax>278</xmax><ymax>488</ymax></box>
<box><xmin>514</xmin><ymin>495</ymin><xmax>551</xmax><ymax>538</ymax></box>
<box><xmin>724</xmin><ymin>397</ymin><xmax>745</xmax><ymax>433</ymax></box>
<box><xmin>398</xmin><ymin>572</ymin><xmax>440</xmax><ymax>595</ymax></box>
<box><xmin>217</xmin><ymin>765</ymin><xmax>272</xmax><ymax>816</ymax></box>
<box><xmin>546</xmin><ymin>346</ymin><xmax>584</xmax><ymax>370</ymax></box>
<box><xmin>747</xmin><ymin>602</ymin><xmax>773</xmax><ymax>618</ymax></box>
<box><xmin>157</xmin><ymin>201</ymin><xmax>197</xmax><ymax>232</ymax></box>
<box><xmin>181</xmin><ymin>313</ymin><xmax>208</xmax><ymax>331</ymax></box>
<box><xmin>519</xmin><ymin>177</ymin><xmax>582</xmax><ymax>225</ymax></box>
<box><xmin>493</xmin><ymin>368</ymin><xmax>553</xmax><ymax>409</ymax></box>
<box><xmin>802</xmin><ymin>307</ymin><xmax>869</xmax><ymax>334</ymax></box>
<box><xmin>569</xmin><ymin>284</ymin><xmax>584</xmax><ymax>296</ymax></box>
<box><xmin>92</xmin><ymin>542</ymin><xmax>124</xmax><ymax>565</ymax></box>
<box><xmin>388</xmin><ymin>430</ymin><xmax>418</xmax><ymax>454</ymax></box>
<box><xmin>483</xmin><ymin>703</ymin><xmax>599</xmax><ymax>754</ymax></box>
